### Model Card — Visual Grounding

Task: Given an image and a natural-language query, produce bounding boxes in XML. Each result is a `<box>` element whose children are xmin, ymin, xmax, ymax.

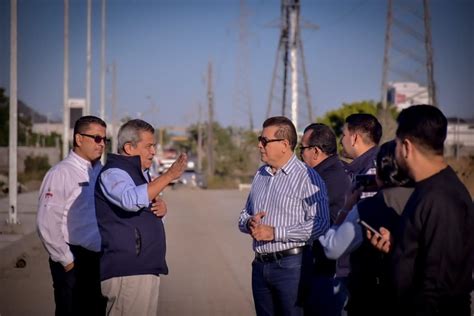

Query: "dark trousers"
<box><xmin>252</xmin><ymin>253</ymin><xmax>304</xmax><ymax>316</ymax></box>
<box><xmin>49</xmin><ymin>245</ymin><xmax>105</xmax><ymax>316</ymax></box>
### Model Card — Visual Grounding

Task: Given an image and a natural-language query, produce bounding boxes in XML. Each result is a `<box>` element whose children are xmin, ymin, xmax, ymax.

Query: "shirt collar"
<box><xmin>264</xmin><ymin>154</ymin><xmax>298</xmax><ymax>176</ymax></box>
<box><xmin>69</xmin><ymin>150</ymin><xmax>93</xmax><ymax>171</ymax></box>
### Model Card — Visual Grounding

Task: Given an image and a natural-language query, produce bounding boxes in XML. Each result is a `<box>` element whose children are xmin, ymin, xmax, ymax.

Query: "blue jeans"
<box><xmin>252</xmin><ymin>253</ymin><xmax>304</xmax><ymax>316</ymax></box>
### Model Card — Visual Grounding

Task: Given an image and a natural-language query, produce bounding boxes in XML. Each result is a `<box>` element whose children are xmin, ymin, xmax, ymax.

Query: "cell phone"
<box><xmin>359</xmin><ymin>220</ymin><xmax>382</xmax><ymax>238</ymax></box>
<box><xmin>355</xmin><ymin>174</ymin><xmax>377</xmax><ymax>192</ymax></box>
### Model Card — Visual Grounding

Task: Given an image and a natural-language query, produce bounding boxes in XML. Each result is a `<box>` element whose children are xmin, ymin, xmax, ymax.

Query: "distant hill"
<box><xmin>0</xmin><ymin>87</ymin><xmax>55</xmax><ymax>124</ymax></box>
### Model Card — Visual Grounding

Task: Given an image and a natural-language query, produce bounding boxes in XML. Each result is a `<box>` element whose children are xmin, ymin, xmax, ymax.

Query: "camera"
<box><xmin>355</xmin><ymin>174</ymin><xmax>377</xmax><ymax>192</ymax></box>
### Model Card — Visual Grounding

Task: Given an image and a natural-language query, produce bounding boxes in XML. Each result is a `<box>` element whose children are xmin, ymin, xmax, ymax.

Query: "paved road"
<box><xmin>0</xmin><ymin>188</ymin><xmax>255</xmax><ymax>316</ymax></box>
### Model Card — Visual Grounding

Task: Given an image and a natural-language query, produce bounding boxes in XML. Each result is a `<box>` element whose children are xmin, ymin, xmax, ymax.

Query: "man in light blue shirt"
<box><xmin>95</xmin><ymin>119</ymin><xmax>187</xmax><ymax>316</ymax></box>
<box><xmin>238</xmin><ymin>116</ymin><xmax>330</xmax><ymax>316</ymax></box>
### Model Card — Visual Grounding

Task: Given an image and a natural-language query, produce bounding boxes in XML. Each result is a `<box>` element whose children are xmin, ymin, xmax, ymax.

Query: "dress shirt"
<box><xmin>318</xmin><ymin>205</ymin><xmax>363</xmax><ymax>260</ymax></box>
<box><xmin>37</xmin><ymin>150</ymin><xmax>102</xmax><ymax>266</ymax></box>
<box><xmin>238</xmin><ymin>154</ymin><xmax>330</xmax><ymax>254</ymax></box>
<box><xmin>99</xmin><ymin>168</ymin><xmax>150</xmax><ymax>212</ymax></box>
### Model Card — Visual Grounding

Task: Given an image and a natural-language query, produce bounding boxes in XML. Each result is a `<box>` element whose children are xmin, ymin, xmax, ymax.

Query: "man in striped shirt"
<box><xmin>238</xmin><ymin>116</ymin><xmax>330</xmax><ymax>316</ymax></box>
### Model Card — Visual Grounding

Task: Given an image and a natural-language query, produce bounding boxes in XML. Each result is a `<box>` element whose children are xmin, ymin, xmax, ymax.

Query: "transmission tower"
<box><xmin>266</xmin><ymin>0</ymin><xmax>315</xmax><ymax>131</ymax></box>
<box><xmin>233</xmin><ymin>0</ymin><xmax>254</xmax><ymax>130</ymax></box>
<box><xmin>381</xmin><ymin>0</ymin><xmax>437</xmax><ymax>109</ymax></box>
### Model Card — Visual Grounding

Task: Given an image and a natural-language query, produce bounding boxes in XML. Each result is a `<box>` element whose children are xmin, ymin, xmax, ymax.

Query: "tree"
<box><xmin>186</xmin><ymin>123</ymin><xmax>259</xmax><ymax>186</ymax></box>
<box><xmin>317</xmin><ymin>100</ymin><xmax>378</xmax><ymax>138</ymax></box>
<box><xmin>0</xmin><ymin>87</ymin><xmax>34</xmax><ymax>146</ymax></box>
<box><xmin>317</xmin><ymin>100</ymin><xmax>398</xmax><ymax>141</ymax></box>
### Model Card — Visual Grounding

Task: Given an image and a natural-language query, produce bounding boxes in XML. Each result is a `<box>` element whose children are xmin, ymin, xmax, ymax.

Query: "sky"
<box><xmin>0</xmin><ymin>0</ymin><xmax>473</xmax><ymax>131</ymax></box>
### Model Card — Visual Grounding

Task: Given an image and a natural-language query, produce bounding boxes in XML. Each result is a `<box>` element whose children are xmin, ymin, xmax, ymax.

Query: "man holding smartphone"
<box><xmin>369</xmin><ymin>105</ymin><xmax>474</xmax><ymax>315</ymax></box>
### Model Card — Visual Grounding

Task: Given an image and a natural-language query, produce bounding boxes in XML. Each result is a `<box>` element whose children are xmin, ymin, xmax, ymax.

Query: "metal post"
<box><xmin>85</xmin><ymin>0</ymin><xmax>92</xmax><ymax>115</ymax></box>
<box><xmin>63</xmin><ymin>0</ymin><xmax>69</xmax><ymax>159</ymax></box>
<box><xmin>8</xmin><ymin>0</ymin><xmax>18</xmax><ymax>225</ymax></box>
<box><xmin>100</xmin><ymin>0</ymin><xmax>106</xmax><ymax>120</ymax></box>
<box><xmin>289</xmin><ymin>1</ymin><xmax>298</xmax><ymax>129</ymax></box>
<box><xmin>381</xmin><ymin>0</ymin><xmax>392</xmax><ymax>109</ymax></box>
<box><xmin>111</xmin><ymin>61</ymin><xmax>118</xmax><ymax>154</ymax></box>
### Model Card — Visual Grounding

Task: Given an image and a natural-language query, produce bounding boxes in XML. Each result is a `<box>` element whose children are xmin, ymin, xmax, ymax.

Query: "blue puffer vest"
<box><xmin>95</xmin><ymin>154</ymin><xmax>168</xmax><ymax>281</ymax></box>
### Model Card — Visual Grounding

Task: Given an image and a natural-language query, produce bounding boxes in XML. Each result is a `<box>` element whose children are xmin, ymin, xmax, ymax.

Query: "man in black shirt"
<box><xmin>369</xmin><ymin>104</ymin><xmax>474</xmax><ymax>315</ymax></box>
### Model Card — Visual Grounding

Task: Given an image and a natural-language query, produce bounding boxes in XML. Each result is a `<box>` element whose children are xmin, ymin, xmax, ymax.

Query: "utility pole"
<box><xmin>423</xmin><ymin>0</ymin><xmax>436</xmax><ymax>106</ymax></box>
<box><xmin>8</xmin><ymin>0</ymin><xmax>18</xmax><ymax>225</ymax></box>
<box><xmin>197</xmin><ymin>103</ymin><xmax>203</xmax><ymax>172</ymax></box>
<box><xmin>110</xmin><ymin>61</ymin><xmax>118</xmax><ymax>154</ymax></box>
<box><xmin>234</xmin><ymin>0</ymin><xmax>254</xmax><ymax>130</ymax></box>
<box><xmin>85</xmin><ymin>0</ymin><xmax>92</xmax><ymax>115</ymax></box>
<box><xmin>100</xmin><ymin>0</ymin><xmax>106</xmax><ymax>120</ymax></box>
<box><xmin>206</xmin><ymin>62</ymin><xmax>215</xmax><ymax>178</ymax></box>
<box><xmin>266</xmin><ymin>0</ymin><xmax>315</xmax><ymax>131</ymax></box>
<box><xmin>381</xmin><ymin>0</ymin><xmax>393</xmax><ymax>110</ymax></box>
<box><xmin>62</xmin><ymin>0</ymin><xmax>69</xmax><ymax>159</ymax></box>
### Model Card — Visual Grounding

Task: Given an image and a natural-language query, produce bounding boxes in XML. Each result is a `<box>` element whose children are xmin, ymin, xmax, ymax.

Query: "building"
<box><xmin>388</xmin><ymin>82</ymin><xmax>430</xmax><ymax>111</ymax></box>
<box><xmin>445</xmin><ymin>118</ymin><xmax>474</xmax><ymax>157</ymax></box>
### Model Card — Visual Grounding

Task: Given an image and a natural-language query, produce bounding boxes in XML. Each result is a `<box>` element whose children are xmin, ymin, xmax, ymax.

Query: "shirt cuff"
<box><xmin>274</xmin><ymin>226</ymin><xmax>286</xmax><ymax>242</ymax></box>
<box><xmin>135</xmin><ymin>183</ymin><xmax>150</xmax><ymax>208</ymax></box>
<box><xmin>58</xmin><ymin>251</ymin><xmax>75</xmax><ymax>267</ymax></box>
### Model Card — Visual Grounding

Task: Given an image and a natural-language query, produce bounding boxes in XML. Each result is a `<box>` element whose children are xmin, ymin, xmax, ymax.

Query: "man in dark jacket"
<box><xmin>300</xmin><ymin>123</ymin><xmax>351</xmax><ymax>316</ymax></box>
<box><xmin>95</xmin><ymin>119</ymin><xmax>187</xmax><ymax>315</ymax></box>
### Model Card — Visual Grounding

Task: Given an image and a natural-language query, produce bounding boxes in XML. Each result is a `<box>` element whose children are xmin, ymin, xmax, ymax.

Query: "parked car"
<box><xmin>178</xmin><ymin>170</ymin><xmax>207</xmax><ymax>189</ymax></box>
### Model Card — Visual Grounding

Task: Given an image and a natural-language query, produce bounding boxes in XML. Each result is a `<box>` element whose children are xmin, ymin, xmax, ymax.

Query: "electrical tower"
<box><xmin>267</xmin><ymin>0</ymin><xmax>315</xmax><ymax>131</ymax></box>
<box><xmin>381</xmin><ymin>0</ymin><xmax>437</xmax><ymax>109</ymax></box>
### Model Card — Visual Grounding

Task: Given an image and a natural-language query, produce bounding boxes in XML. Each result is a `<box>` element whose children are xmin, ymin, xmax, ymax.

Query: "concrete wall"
<box><xmin>0</xmin><ymin>147</ymin><xmax>61</xmax><ymax>173</ymax></box>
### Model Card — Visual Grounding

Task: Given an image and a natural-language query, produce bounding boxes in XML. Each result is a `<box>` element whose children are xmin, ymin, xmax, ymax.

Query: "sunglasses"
<box><xmin>80</xmin><ymin>133</ymin><xmax>108</xmax><ymax>144</ymax></box>
<box><xmin>258</xmin><ymin>136</ymin><xmax>285</xmax><ymax>147</ymax></box>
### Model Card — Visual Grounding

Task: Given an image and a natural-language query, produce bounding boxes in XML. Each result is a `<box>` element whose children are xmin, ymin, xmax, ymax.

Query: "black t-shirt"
<box><xmin>392</xmin><ymin>166</ymin><xmax>474</xmax><ymax>315</ymax></box>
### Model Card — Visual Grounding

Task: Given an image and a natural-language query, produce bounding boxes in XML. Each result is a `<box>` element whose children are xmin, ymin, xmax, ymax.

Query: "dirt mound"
<box><xmin>448</xmin><ymin>156</ymin><xmax>474</xmax><ymax>198</ymax></box>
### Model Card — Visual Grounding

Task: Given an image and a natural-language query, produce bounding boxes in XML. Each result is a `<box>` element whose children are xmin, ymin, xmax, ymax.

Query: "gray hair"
<box><xmin>117</xmin><ymin>119</ymin><xmax>154</xmax><ymax>154</ymax></box>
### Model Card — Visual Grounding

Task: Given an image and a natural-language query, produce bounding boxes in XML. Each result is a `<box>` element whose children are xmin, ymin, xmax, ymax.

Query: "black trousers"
<box><xmin>49</xmin><ymin>245</ymin><xmax>106</xmax><ymax>316</ymax></box>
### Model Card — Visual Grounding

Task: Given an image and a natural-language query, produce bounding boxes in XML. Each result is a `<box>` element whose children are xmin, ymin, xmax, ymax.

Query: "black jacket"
<box><xmin>312</xmin><ymin>155</ymin><xmax>351</xmax><ymax>275</ymax></box>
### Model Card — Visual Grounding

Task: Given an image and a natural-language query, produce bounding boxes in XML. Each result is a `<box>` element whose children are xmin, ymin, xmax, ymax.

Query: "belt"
<box><xmin>255</xmin><ymin>246</ymin><xmax>304</xmax><ymax>263</ymax></box>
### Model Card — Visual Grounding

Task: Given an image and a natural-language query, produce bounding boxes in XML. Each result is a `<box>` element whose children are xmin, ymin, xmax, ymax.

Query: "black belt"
<box><xmin>255</xmin><ymin>246</ymin><xmax>304</xmax><ymax>263</ymax></box>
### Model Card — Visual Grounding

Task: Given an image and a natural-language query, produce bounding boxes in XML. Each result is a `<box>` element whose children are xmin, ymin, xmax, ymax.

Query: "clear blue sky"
<box><xmin>0</xmin><ymin>0</ymin><xmax>472</xmax><ymax>130</ymax></box>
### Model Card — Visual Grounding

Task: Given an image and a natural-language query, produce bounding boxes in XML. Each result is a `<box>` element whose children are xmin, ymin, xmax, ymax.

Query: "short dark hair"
<box><xmin>263</xmin><ymin>116</ymin><xmax>297</xmax><ymax>151</ymax></box>
<box><xmin>73</xmin><ymin>115</ymin><xmax>107</xmax><ymax>147</ymax></box>
<box><xmin>345</xmin><ymin>113</ymin><xmax>382</xmax><ymax>145</ymax></box>
<box><xmin>117</xmin><ymin>119</ymin><xmax>155</xmax><ymax>154</ymax></box>
<box><xmin>396</xmin><ymin>104</ymin><xmax>447</xmax><ymax>155</ymax></box>
<box><xmin>376</xmin><ymin>140</ymin><xmax>413</xmax><ymax>188</ymax></box>
<box><xmin>303</xmin><ymin>123</ymin><xmax>337</xmax><ymax>155</ymax></box>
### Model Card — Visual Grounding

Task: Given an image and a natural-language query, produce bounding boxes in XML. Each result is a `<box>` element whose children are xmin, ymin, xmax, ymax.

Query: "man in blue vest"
<box><xmin>95</xmin><ymin>119</ymin><xmax>187</xmax><ymax>315</ymax></box>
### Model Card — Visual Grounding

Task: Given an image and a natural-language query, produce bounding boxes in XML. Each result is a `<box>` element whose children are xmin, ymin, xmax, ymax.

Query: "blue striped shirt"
<box><xmin>238</xmin><ymin>154</ymin><xmax>330</xmax><ymax>253</ymax></box>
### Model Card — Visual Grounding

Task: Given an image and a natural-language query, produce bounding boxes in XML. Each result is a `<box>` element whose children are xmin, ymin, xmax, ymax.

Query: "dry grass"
<box><xmin>448</xmin><ymin>156</ymin><xmax>474</xmax><ymax>198</ymax></box>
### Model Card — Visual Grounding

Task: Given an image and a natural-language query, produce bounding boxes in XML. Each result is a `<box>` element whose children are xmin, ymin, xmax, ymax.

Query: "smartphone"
<box><xmin>359</xmin><ymin>220</ymin><xmax>382</xmax><ymax>238</ymax></box>
<box><xmin>355</xmin><ymin>174</ymin><xmax>377</xmax><ymax>192</ymax></box>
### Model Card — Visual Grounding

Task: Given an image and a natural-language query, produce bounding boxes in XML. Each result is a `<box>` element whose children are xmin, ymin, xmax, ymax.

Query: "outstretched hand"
<box><xmin>165</xmin><ymin>153</ymin><xmax>188</xmax><ymax>180</ymax></box>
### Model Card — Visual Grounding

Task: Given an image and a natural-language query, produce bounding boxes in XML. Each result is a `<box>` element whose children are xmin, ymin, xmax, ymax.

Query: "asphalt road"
<box><xmin>0</xmin><ymin>188</ymin><xmax>255</xmax><ymax>316</ymax></box>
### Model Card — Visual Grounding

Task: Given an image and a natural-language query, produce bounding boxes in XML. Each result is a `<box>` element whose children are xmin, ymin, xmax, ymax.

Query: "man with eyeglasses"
<box><xmin>300</xmin><ymin>123</ymin><xmax>351</xmax><ymax>316</ymax></box>
<box><xmin>37</xmin><ymin>115</ymin><xmax>108</xmax><ymax>315</ymax></box>
<box><xmin>238</xmin><ymin>116</ymin><xmax>330</xmax><ymax>316</ymax></box>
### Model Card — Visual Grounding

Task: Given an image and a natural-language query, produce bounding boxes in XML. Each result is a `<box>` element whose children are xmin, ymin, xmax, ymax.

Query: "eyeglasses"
<box><xmin>80</xmin><ymin>133</ymin><xmax>108</xmax><ymax>144</ymax></box>
<box><xmin>258</xmin><ymin>136</ymin><xmax>285</xmax><ymax>147</ymax></box>
<box><xmin>299</xmin><ymin>144</ymin><xmax>316</xmax><ymax>152</ymax></box>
